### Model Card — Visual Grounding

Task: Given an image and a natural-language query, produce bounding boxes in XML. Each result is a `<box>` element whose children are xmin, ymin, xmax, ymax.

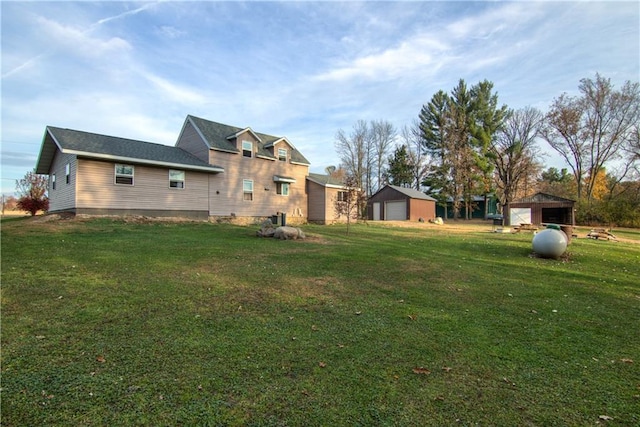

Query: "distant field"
<box><xmin>2</xmin><ymin>217</ymin><xmax>639</xmax><ymax>426</ymax></box>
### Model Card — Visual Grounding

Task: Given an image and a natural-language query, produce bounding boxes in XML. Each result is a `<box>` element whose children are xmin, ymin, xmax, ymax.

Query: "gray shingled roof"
<box><xmin>387</xmin><ymin>185</ymin><xmax>437</xmax><ymax>201</ymax></box>
<box><xmin>514</xmin><ymin>192</ymin><xmax>576</xmax><ymax>203</ymax></box>
<box><xmin>187</xmin><ymin>115</ymin><xmax>311</xmax><ymax>165</ymax></box>
<box><xmin>36</xmin><ymin>127</ymin><xmax>223</xmax><ymax>174</ymax></box>
<box><xmin>306</xmin><ymin>172</ymin><xmax>348</xmax><ymax>188</ymax></box>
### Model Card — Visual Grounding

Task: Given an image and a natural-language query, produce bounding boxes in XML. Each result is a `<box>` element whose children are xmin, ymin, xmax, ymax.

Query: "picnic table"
<box><xmin>512</xmin><ymin>223</ymin><xmax>539</xmax><ymax>233</ymax></box>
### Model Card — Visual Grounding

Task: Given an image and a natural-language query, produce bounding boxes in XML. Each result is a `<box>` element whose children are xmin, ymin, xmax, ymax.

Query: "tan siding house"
<box><xmin>175</xmin><ymin>115</ymin><xmax>310</xmax><ymax>224</ymax></box>
<box><xmin>48</xmin><ymin>151</ymin><xmax>77</xmax><ymax>212</ymax></box>
<box><xmin>36</xmin><ymin>115</ymin><xmax>317</xmax><ymax>224</ymax></box>
<box><xmin>306</xmin><ymin>173</ymin><xmax>350</xmax><ymax>224</ymax></box>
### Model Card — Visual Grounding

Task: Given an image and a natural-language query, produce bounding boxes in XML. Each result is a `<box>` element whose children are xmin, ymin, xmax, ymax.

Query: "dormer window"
<box><xmin>278</xmin><ymin>148</ymin><xmax>287</xmax><ymax>162</ymax></box>
<box><xmin>242</xmin><ymin>141</ymin><xmax>253</xmax><ymax>158</ymax></box>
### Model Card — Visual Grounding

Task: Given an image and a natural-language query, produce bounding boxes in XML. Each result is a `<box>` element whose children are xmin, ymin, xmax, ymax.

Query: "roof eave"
<box><xmin>291</xmin><ymin>160</ymin><xmax>310</xmax><ymax>166</ymax></box>
<box><xmin>67</xmin><ymin>150</ymin><xmax>224</xmax><ymax>173</ymax></box>
<box><xmin>35</xmin><ymin>127</ymin><xmax>64</xmax><ymax>174</ymax></box>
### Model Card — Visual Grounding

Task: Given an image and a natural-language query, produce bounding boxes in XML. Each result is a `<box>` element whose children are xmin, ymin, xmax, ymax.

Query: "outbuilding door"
<box><xmin>510</xmin><ymin>208</ymin><xmax>532</xmax><ymax>225</ymax></box>
<box><xmin>373</xmin><ymin>202</ymin><xmax>381</xmax><ymax>220</ymax></box>
<box><xmin>385</xmin><ymin>200</ymin><xmax>406</xmax><ymax>220</ymax></box>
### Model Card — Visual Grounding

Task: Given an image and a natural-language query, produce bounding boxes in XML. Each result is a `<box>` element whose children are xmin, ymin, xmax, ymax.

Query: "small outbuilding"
<box><xmin>367</xmin><ymin>185</ymin><xmax>436</xmax><ymax>221</ymax></box>
<box><xmin>306</xmin><ymin>173</ymin><xmax>351</xmax><ymax>224</ymax></box>
<box><xmin>506</xmin><ymin>192</ymin><xmax>575</xmax><ymax>226</ymax></box>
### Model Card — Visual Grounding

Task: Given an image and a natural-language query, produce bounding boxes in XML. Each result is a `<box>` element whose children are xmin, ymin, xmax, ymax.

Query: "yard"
<box><xmin>1</xmin><ymin>217</ymin><xmax>639</xmax><ymax>426</ymax></box>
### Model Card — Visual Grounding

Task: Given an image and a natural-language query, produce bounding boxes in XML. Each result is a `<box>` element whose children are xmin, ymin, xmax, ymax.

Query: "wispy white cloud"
<box><xmin>156</xmin><ymin>25</ymin><xmax>186</xmax><ymax>39</ymax></box>
<box><xmin>1</xmin><ymin>1</ymin><xmax>638</xmax><ymax>193</ymax></box>
<box><xmin>139</xmin><ymin>71</ymin><xmax>208</xmax><ymax>106</ymax></box>
<box><xmin>314</xmin><ymin>35</ymin><xmax>449</xmax><ymax>82</ymax></box>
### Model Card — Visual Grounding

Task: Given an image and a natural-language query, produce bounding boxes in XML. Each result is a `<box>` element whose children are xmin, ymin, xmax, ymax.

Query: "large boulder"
<box><xmin>256</xmin><ymin>219</ymin><xmax>276</xmax><ymax>237</ymax></box>
<box><xmin>274</xmin><ymin>226</ymin><xmax>306</xmax><ymax>240</ymax></box>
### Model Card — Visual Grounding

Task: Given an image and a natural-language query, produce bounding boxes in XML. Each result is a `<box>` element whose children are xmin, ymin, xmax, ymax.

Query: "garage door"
<box><xmin>385</xmin><ymin>201</ymin><xmax>406</xmax><ymax>220</ymax></box>
<box><xmin>510</xmin><ymin>208</ymin><xmax>531</xmax><ymax>225</ymax></box>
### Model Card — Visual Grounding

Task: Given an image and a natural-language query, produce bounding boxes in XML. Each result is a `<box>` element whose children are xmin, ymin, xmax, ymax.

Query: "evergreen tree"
<box><xmin>386</xmin><ymin>145</ymin><xmax>413</xmax><ymax>187</ymax></box>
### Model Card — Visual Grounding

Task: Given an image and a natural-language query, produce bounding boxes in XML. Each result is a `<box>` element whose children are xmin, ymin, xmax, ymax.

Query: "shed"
<box><xmin>367</xmin><ymin>185</ymin><xmax>436</xmax><ymax>221</ymax></box>
<box><xmin>306</xmin><ymin>173</ymin><xmax>350</xmax><ymax>224</ymax></box>
<box><xmin>506</xmin><ymin>192</ymin><xmax>575</xmax><ymax>226</ymax></box>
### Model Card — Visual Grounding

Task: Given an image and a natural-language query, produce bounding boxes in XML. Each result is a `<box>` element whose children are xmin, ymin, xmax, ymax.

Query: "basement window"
<box><xmin>243</xmin><ymin>179</ymin><xmax>253</xmax><ymax>201</ymax></box>
<box><xmin>169</xmin><ymin>169</ymin><xmax>185</xmax><ymax>189</ymax></box>
<box><xmin>115</xmin><ymin>164</ymin><xmax>134</xmax><ymax>185</ymax></box>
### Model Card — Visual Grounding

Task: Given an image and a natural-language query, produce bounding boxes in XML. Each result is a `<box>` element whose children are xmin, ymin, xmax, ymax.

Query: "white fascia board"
<box><xmin>256</xmin><ymin>154</ymin><xmax>276</xmax><ymax>161</ymax></box>
<box><xmin>65</xmin><ymin>149</ymin><xmax>224</xmax><ymax>173</ymax></box>
<box><xmin>265</xmin><ymin>137</ymin><xmax>296</xmax><ymax>150</ymax></box>
<box><xmin>35</xmin><ymin>128</ymin><xmax>64</xmax><ymax>173</ymax></box>
<box><xmin>273</xmin><ymin>175</ymin><xmax>297</xmax><ymax>183</ymax></box>
<box><xmin>183</xmin><ymin>116</ymin><xmax>211</xmax><ymax>149</ymax></box>
<box><xmin>226</xmin><ymin>127</ymin><xmax>262</xmax><ymax>142</ymax></box>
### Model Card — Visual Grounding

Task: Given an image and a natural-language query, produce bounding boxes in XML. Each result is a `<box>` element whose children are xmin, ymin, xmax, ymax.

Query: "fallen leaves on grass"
<box><xmin>412</xmin><ymin>367</ymin><xmax>431</xmax><ymax>375</ymax></box>
<box><xmin>621</xmin><ymin>358</ymin><xmax>633</xmax><ymax>364</ymax></box>
<box><xmin>318</xmin><ymin>362</ymin><xmax>326</xmax><ymax>368</ymax></box>
<box><xmin>407</xmin><ymin>314</ymin><xmax>417</xmax><ymax>321</ymax></box>
<box><xmin>442</xmin><ymin>367</ymin><xmax>452</xmax><ymax>372</ymax></box>
<box><xmin>599</xmin><ymin>415</ymin><xmax>614</xmax><ymax>421</ymax></box>
<box><xmin>96</xmin><ymin>356</ymin><xmax>106</xmax><ymax>363</ymax></box>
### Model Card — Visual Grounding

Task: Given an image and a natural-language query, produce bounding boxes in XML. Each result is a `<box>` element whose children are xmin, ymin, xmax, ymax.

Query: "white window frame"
<box><xmin>337</xmin><ymin>191</ymin><xmax>348</xmax><ymax>202</ymax></box>
<box><xmin>243</xmin><ymin>179</ymin><xmax>253</xmax><ymax>201</ymax></box>
<box><xmin>277</xmin><ymin>182</ymin><xmax>289</xmax><ymax>196</ymax></box>
<box><xmin>169</xmin><ymin>169</ymin><xmax>185</xmax><ymax>189</ymax></box>
<box><xmin>65</xmin><ymin>163</ymin><xmax>70</xmax><ymax>184</ymax></box>
<box><xmin>242</xmin><ymin>140</ymin><xmax>253</xmax><ymax>158</ymax></box>
<box><xmin>278</xmin><ymin>148</ymin><xmax>287</xmax><ymax>162</ymax></box>
<box><xmin>52</xmin><ymin>174</ymin><xmax>56</xmax><ymax>190</ymax></box>
<box><xmin>115</xmin><ymin>164</ymin><xmax>134</xmax><ymax>186</ymax></box>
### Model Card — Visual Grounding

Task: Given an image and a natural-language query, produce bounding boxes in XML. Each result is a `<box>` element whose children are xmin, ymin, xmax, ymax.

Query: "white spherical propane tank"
<box><xmin>532</xmin><ymin>224</ymin><xmax>568</xmax><ymax>258</ymax></box>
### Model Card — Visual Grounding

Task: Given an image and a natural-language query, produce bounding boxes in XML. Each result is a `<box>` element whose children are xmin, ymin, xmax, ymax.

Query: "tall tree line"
<box><xmin>333</xmin><ymin>73</ymin><xmax>639</xmax><ymax>226</ymax></box>
<box><xmin>419</xmin><ymin>79</ymin><xmax>507</xmax><ymax>219</ymax></box>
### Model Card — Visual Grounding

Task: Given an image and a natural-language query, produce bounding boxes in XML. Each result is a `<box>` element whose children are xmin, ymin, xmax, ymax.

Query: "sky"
<box><xmin>2</xmin><ymin>1</ymin><xmax>639</xmax><ymax>196</ymax></box>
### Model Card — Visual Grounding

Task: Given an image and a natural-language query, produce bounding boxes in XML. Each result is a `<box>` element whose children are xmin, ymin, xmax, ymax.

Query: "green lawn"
<box><xmin>2</xmin><ymin>218</ymin><xmax>639</xmax><ymax>426</ymax></box>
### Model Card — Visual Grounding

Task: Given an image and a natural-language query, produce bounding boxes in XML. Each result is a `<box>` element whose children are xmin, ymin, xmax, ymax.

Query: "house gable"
<box><xmin>181</xmin><ymin>115</ymin><xmax>311</xmax><ymax>166</ymax></box>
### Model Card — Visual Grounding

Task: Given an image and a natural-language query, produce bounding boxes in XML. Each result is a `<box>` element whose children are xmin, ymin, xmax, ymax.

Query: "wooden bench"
<box><xmin>512</xmin><ymin>223</ymin><xmax>538</xmax><ymax>233</ymax></box>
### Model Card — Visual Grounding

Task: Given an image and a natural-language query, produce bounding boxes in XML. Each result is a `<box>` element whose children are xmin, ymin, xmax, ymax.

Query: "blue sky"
<box><xmin>2</xmin><ymin>1</ymin><xmax>638</xmax><ymax>195</ymax></box>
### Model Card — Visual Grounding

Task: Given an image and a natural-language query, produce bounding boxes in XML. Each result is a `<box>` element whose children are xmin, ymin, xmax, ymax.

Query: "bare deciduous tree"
<box><xmin>540</xmin><ymin>74</ymin><xmax>640</xmax><ymax>202</ymax></box>
<box><xmin>370</xmin><ymin>119</ymin><xmax>396</xmax><ymax>193</ymax></box>
<box><xmin>333</xmin><ymin>174</ymin><xmax>362</xmax><ymax>235</ymax></box>
<box><xmin>335</xmin><ymin>120</ymin><xmax>369</xmax><ymax>198</ymax></box>
<box><xmin>492</xmin><ymin>107</ymin><xmax>543</xmax><ymax>225</ymax></box>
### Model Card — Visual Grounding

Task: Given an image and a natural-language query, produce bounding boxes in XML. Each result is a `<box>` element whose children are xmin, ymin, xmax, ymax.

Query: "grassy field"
<box><xmin>1</xmin><ymin>217</ymin><xmax>639</xmax><ymax>426</ymax></box>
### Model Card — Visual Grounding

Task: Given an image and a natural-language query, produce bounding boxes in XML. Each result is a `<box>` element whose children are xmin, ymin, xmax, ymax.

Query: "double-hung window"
<box><xmin>169</xmin><ymin>169</ymin><xmax>185</xmax><ymax>189</ymax></box>
<box><xmin>65</xmin><ymin>163</ymin><xmax>70</xmax><ymax>184</ymax></box>
<box><xmin>52</xmin><ymin>174</ymin><xmax>56</xmax><ymax>190</ymax></box>
<box><xmin>278</xmin><ymin>148</ymin><xmax>287</xmax><ymax>162</ymax></box>
<box><xmin>276</xmin><ymin>182</ymin><xmax>289</xmax><ymax>196</ymax></box>
<box><xmin>243</xmin><ymin>179</ymin><xmax>253</xmax><ymax>201</ymax></box>
<box><xmin>242</xmin><ymin>141</ymin><xmax>253</xmax><ymax>158</ymax></box>
<box><xmin>115</xmin><ymin>164</ymin><xmax>134</xmax><ymax>185</ymax></box>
